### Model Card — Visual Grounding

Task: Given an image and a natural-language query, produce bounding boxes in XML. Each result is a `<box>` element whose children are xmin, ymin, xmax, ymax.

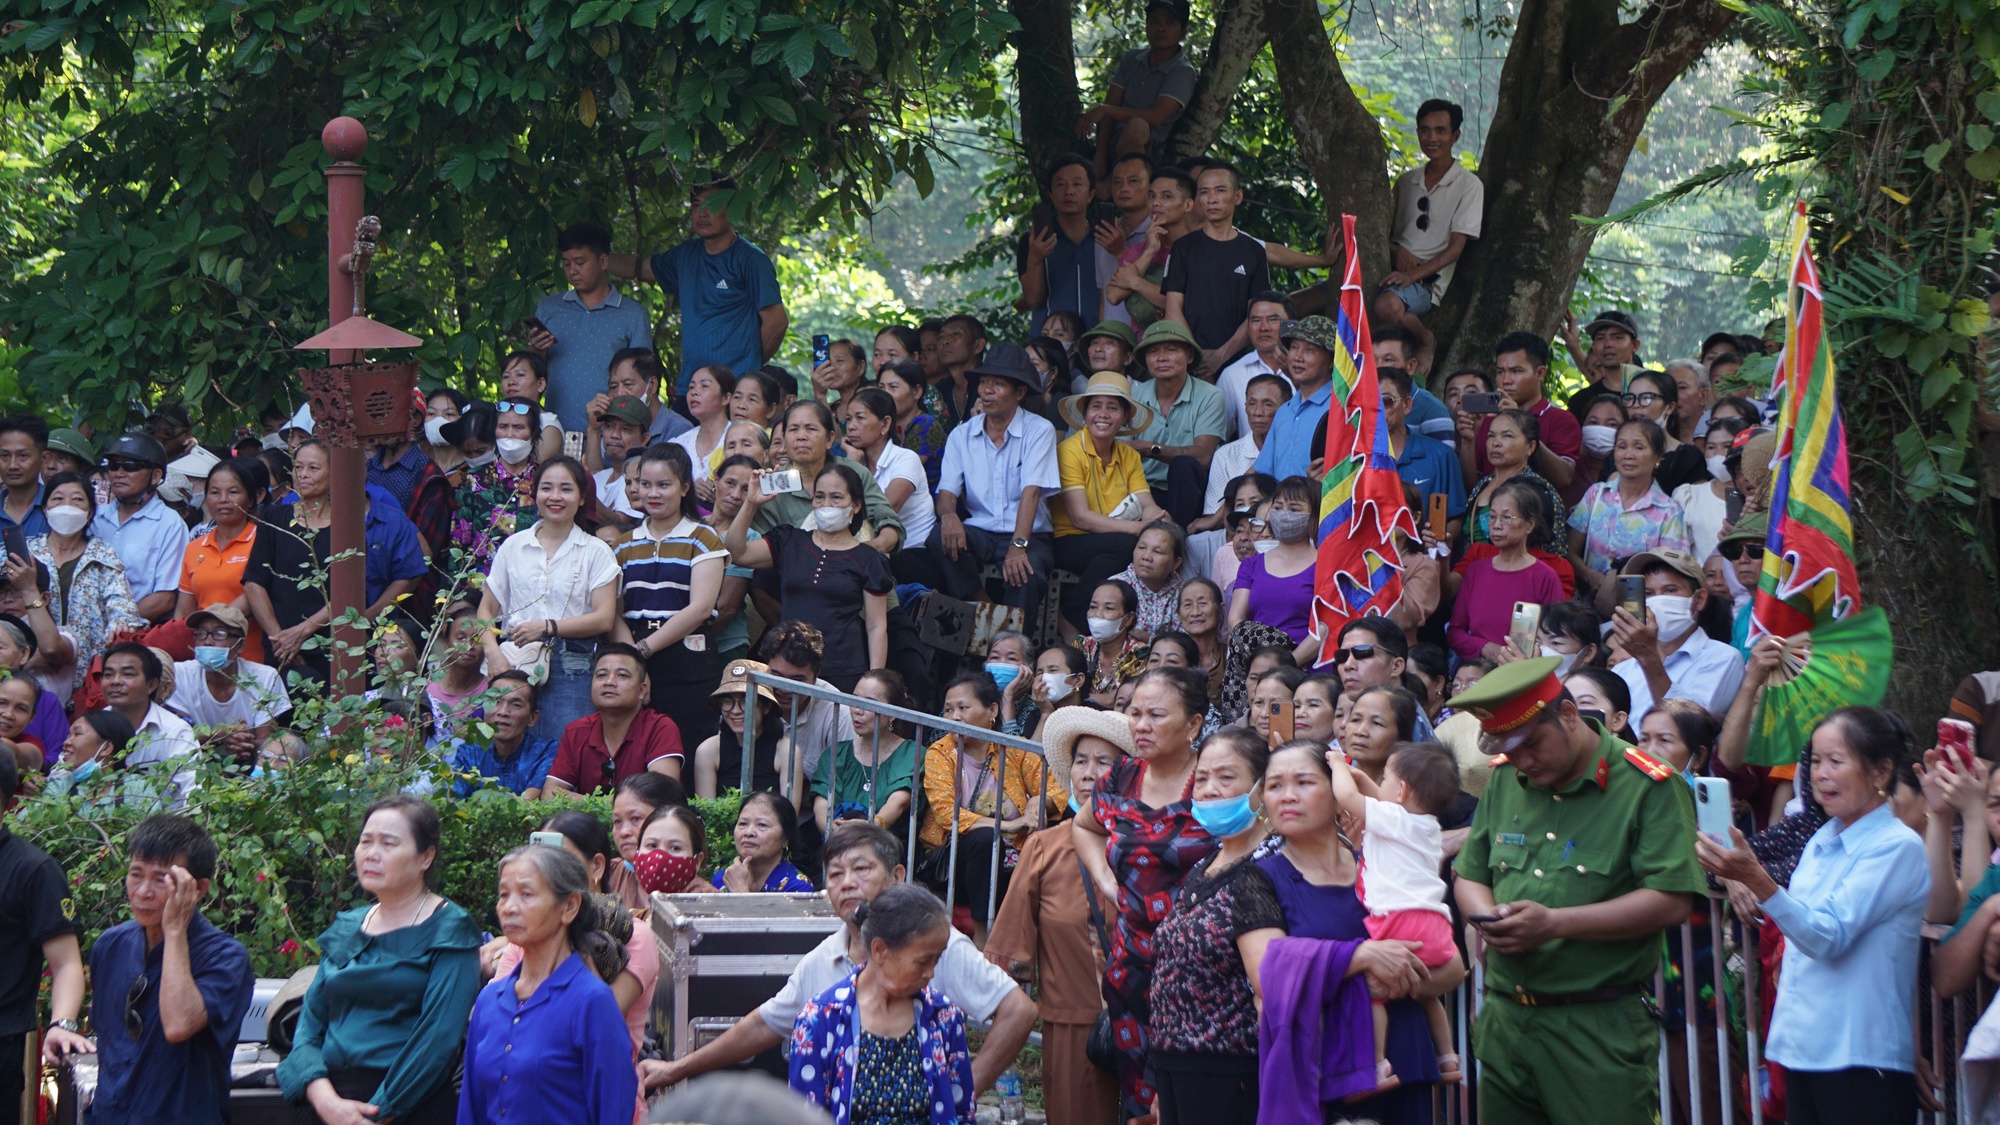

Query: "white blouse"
<box><xmin>485</xmin><ymin>523</ymin><xmax>620</xmax><ymax>630</ymax></box>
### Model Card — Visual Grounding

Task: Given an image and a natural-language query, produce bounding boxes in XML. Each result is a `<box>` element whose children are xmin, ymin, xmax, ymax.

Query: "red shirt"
<box><xmin>1473</xmin><ymin>395</ymin><xmax>1582</xmax><ymax>478</ymax></box>
<box><xmin>549</xmin><ymin>708</ymin><xmax>683</xmax><ymax>794</ymax></box>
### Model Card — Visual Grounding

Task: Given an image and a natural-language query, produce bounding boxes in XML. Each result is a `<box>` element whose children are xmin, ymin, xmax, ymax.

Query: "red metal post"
<box><xmin>322</xmin><ymin>117</ymin><xmax>369</xmax><ymax>698</ymax></box>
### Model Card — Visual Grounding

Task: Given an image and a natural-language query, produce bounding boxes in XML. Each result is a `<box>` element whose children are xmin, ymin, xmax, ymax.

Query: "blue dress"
<box><xmin>712</xmin><ymin>858</ymin><xmax>817</xmax><ymax>892</ymax></box>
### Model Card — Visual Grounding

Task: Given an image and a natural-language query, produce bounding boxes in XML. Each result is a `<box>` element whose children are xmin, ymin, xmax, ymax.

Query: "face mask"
<box><xmin>1645</xmin><ymin>594</ymin><xmax>1697</xmax><ymax>643</ymax></box>
<box><xmin>70</xmin><ymin>758</ymin><xmax>101</xmax><ymax>784</ymax></box>
<box><xmin>1539</xmin><ymin>645</ymin><xmax>1582</xmax><ymax>678</ymax></box>
<box><xmin>634</xmin><ymin>849</ymin><xmax>701</xmax><ymax>896</ymax></box>
<box><xmin>45</xmin><ymin>505</ymin><xmax>89</xmax><ymax>536</ymax></box>
<box><xmin>985</xmin><ymin>661</ymin><xmax>1022</xmax><ymax>689</ymax></box>
<box><xmin>424</xmin><ymin>416</ymin><xmax>451</xmax><ymax>447</ymax></box>
<box><xmin>495</xmin><ymin>438</ymin><xmax>532</xmax><ymax>464</ymax></box>
<box><xmin>1087</xmin><ymin>616</ymin><xmax>1124</xmax><ymax>643</ymax></box>
<box><xmin>1706</xmin><ymin>455</ymin><xmax>1729</xmax><ymax>481</ymax></box>
<box><xmin>1581</xmin><ymin>424</ymin><xmax>1618</xmax><ymax>457</ymax></box>
<box><xmin>1041</xmin><ymin>670</ymin><xmax>1075</xmax><ymax>703</ymax></box>
<box><xmin>811</xmin><ymin>506</ymin><xmax>851</xmax><ymax>533</ymax></box>
<box><xmin>1252</xmin><ymin>537</ymin><xmax>1280</xmax><ymax>554</ymax></box>
<box><xmin>1191</xmin><ymin>792</ymin><xmax>1259</xmax><ymax>838</ymax></box>
<box><xmin>1270</xmin><ymin>508</ymin><xmax>1314</xmax><ymax>544</ymax></box>
<box><xmin>1577</xmin><ymin>708</ymin><xmax>1607</xmax><ymax>728</ymax></box>
<box><xmin>465</xmin><ymin>450</ymin><xmax>498</xmax><ymax>469</ymax></box>
<box><xmin>1069</xmin><ymin>793</ymin><xmax>1085</xmax><ymax>814</ymax></box>
<box><xmin>194</xmin><ymin>646</ymin><xmax>233</xmax><ymax>672</ymax></box>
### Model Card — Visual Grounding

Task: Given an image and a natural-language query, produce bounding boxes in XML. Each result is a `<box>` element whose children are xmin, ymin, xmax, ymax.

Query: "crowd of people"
<box><xmin>0</xmin><ymin>8</ymin><xmax>1985</xmax><ymax>1122</ymax></box>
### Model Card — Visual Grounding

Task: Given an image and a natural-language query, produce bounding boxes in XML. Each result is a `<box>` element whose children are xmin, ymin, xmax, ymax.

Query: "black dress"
<box><xmin>763</xmin><ymin>524</ymin><xmax>893</xmax><ymax>690</ymax></box>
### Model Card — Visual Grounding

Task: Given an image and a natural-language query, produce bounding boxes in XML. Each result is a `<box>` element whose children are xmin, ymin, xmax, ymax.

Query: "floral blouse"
<box><xmin>29</xmin><ymin>534</ymin><xmax>146</xmax><ymax>693</ymax></box>
<box><xmin>1109</xmin><ymin>566</ymin><xmax>1183</xmax><ymax>638</ymax></box>
<box><xmin>899</xmin><ymin>412</ymin><xmax>948</xmax><ymax>491</ymax></box>
<box><xmin>789</xmin><ymin>973</ymin><xmax>974</xmax><ymax>1125</ymax></box>
<box><xmin>1566</xmin><ymin>480</ymin><xmax>1692</xmax><ymax>574</ymax></box>
<box><xmin>1079</xmin><ymin>635</ymin><xmax>1148</xmax><ymax>699</ymax></box>
<box><xmin>450</xmin><ymin>458</ymin><xmax>537</xmax><ymax>576</ymax></box>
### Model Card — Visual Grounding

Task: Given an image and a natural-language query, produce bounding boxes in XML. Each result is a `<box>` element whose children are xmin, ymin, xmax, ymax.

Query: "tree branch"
<box><xmin>1162</xmin><ymin>0</ymin><xmax>1267</xmax><ymax>162</ymax></box>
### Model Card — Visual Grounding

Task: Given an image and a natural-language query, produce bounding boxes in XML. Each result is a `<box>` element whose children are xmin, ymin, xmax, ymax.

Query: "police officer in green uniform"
<box><xmin>1451</xmin><ymin>656</ymin><xmax>1704</xmax><ymax>1125</ymax></box>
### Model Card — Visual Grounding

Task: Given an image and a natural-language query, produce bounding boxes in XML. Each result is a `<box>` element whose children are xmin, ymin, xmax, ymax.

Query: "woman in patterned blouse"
<box><xmin>28</xmin><ymin>473</ymin><xmax>145</xmax><ymax>695</ymax></box>
<box><xmin>1109</xmin><ymin>520</ymin><xmax>1187</xmax><ymax>638</ymax></box>
<box><xmin>1078</xmin><ymin>579</ymin><xmax>1148</xmax><ymax>707</ymax></box>
<box><xmin>878</xmin><ymin>361</ymin><xmax>947</xmax><ymax>492</ymax></box>
<box><xmin>450</xmin><ymin>400</ymin><xmax>541</xmax><ymax>577</ymax></box>
<box><xmin>788</xmin><ymin>883</ymin><xmax>974</xmax><ymax>1125</ymax></box>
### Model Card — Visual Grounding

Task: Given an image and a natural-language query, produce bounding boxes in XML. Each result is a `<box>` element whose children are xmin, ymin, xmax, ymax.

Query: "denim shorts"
<box><xmin>1382</xmin><ymin>279</ymin><xmax>1435</xmax><ymax>314</ymax></box>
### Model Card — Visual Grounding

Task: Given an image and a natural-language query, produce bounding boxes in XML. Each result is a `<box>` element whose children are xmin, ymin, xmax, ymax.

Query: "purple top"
<box><xmin>1232</xmin><ymin>553</ymin><xmax>1315</xmax><ymax>642</ymax></box>
<box><xmin>1257</xmin><ymin>936</ymin><xmax>1375</xmax><ymax>1125</ymax></box>
<box><xmin>30</xmin><ymin>688</ymin><xmax>66</xmax><ymax>768</ymax></box>
<box><xmin>1258</xmin><ymin>851</ymin><xmax>1441</xmax><ymax>1125</ymax></box>
<box><xmin>1447</xmin><ymin>555</ymin><xmax>1566</xmax><ymax>661</ymax></box>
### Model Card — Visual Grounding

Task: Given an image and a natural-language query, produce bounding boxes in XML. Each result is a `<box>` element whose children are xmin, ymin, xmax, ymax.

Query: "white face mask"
<box><xmin>465</xmin><ymin>450</ymin><xmax>498</xmax><ymax>469</ymax></box>
<box><xmin>811</xmin><ymin>506</ymin><xmax>850</xmax><ymax>533</ymax></box>
<box><xmin>1087</xmin><ymin>616</ymin><xmax>1123</xmax><ymax>643</ymax></box>
<box><xmin>1706</xmin><ymin>454</ymin><xmax>1729</xmax><ymax>481</ymax></box>
<box><xmin>45</xmin><ymin>505</ymin><xmax>90</xmax><ymax>536</ymax></box>
<box><xmin>423</xmin><ymin>416</ymin><xmax>451</xmax><ymax>447</ymax></box>
<box><xmin>1539</xmin><ymin>644</ymin><xmax>1582</xmax><ymax>678</ymax></box>
<box><xmin>1252</xmin><ymin>537</ymin><xmax>1280</xmax><ymax>554</ymax></box>
<box><xmin>495</xmin><ymin>437</ymin><xmax>532</xmax><ymax>464</ymax></box>
<box><xmin>1041</xmin><ymin>670</ymin><xmax>1075</xmax><ymax>702</ymax></box>
<box><xmin>1646</xmin><ymin>594</ymin><xmax>1697</xmax><ymax>643</ymax></box>
<box><xmin>1581</xmin><ymin>424</ymin><xmax>1618</xmax><ymax>458</ymax></box>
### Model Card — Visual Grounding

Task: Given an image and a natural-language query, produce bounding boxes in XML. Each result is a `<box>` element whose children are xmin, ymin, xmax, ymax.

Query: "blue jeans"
<box><xmin>529</xmin><ymin>639</ymin><xmax>597</xmax><ymax>742</ymax></box>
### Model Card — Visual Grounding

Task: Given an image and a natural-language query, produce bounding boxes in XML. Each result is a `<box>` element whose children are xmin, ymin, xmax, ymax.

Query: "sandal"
<box><xmin>1344</xmin><ymin>1059</ymin><xmax>1401</xmax><ymax>1102</ymax></box>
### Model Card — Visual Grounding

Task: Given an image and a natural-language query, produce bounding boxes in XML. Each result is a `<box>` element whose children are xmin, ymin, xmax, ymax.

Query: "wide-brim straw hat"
<box><xmin>1041</xmin><ymin>705</ymin><xmax>1138</xmax><ymax>786</ymax></box>
<box><xmin>1058</xmin><ymin>372</ymin><xmax>1156</xmax><ymax>437</ymax></box>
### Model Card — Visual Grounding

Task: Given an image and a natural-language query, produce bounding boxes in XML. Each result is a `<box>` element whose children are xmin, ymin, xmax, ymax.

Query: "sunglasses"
<box><xmin>1718</xmin><ymin>540</ymin><xmax>1765</xmax><ymax>562</ymax></box>
<box><xmin>126</xmin><ymin>973</ymin><xmax>150</xmax><ymax>1039</ymax></box>
<box><xmin>1334</xmin><ymin>644</ymin><xmax>1380</xmax><ymax>664</ymax></box>
<box><xmin>497</xmin><ymin>402</ymin><xmax>534</xmax><ymax>416</ymax></box>
<box><xmin>103</xmin><ymin>460</ymin><xmax>152</xmax><ymax>473</ymax></box>
<box><xmin>1415</xmin><ymin>195</ymin><xmax>1431</xmax><ymax>232</ymax></box>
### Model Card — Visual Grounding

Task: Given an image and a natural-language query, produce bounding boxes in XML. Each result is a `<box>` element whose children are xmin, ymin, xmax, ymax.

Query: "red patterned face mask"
<box><xmin>634</xmin><ymin>849</ymin><xmax>700</xmax><ymax>896</ymax></box>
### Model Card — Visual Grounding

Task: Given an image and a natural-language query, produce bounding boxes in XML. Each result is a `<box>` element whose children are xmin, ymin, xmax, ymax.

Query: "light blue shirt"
<box><xmin>1612</xmin><ymin>628</ymin><xmax>1745</xmax><ymax>723</ymax></box>
<box><xmin>1760</xmin><ymin>803</ymin><xmax>1927</xmax><ymax>1072</ymax></box>
<box><xmin>91</xmin><ymin>494</ymin><xmax>190</xmax><ymax>603</ymax></box>
<box><xmin>533</xmin><ymin>286</ymin><xmax>655</xmax><ymax>437</ymax></box>
<box><xmin>1253</xmin><ymin>377</ymin><xmax>1332</xmax><ymax>481</ymax></box>
<box><xmin>936</xmin><ymin>408</ymin><xmax>1059</xmax><ymax>535</ymax></box>
<box><xmin>1406</xmin><ymin>388</ymin><xmax>1456</xmax><ymax>444</ymax></box>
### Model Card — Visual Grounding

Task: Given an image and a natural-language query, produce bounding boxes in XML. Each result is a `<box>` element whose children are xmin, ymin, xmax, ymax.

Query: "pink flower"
<box><xmin>280</xmin><ymin>939</ymin><xmax>300</xmax><ymax>955</ymax></box>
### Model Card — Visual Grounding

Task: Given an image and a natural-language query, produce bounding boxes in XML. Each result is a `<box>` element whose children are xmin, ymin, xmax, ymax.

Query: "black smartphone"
<box><xmin>522</xmin><ymin>316</ymin><xmax>551</xmax><ymax>341</ymax></box>
<box><xmin>1725</xmin><ymin>486</ymin><xmax>1745</xmax><ymax>523</ymax></box>
<box><xmin>812</xmin><ymin>334</ymin><xmax>831</xmax><ymax>368</ymax></box>
<box><xmin>1461</xmin><ymin>391</ymin><xmax>1504</xmax><ymax>415</ymax></box>
<box><xmin>1</xmin><ymin>524</ymin><xmax>26</xmax><ymax>568</ymax></box>
<box><xmin>1030</xmin><ymin>202</ymin><xmax>1057</xmax><ymax>235</ymax></box>
<box><xmin>1093</xmin><ymin>200</ymin><xmax>1120</xmax><ymax>227</ymax></box>
<box><xmin>1616</xmin><ymin>573</ymin><xmax>1647</xmax><ymax>619</ymax></box>
<box><xmin>1466</xmin><ymin>914</ymin><xmax>1504</xmax><ymax>926</ymax></box>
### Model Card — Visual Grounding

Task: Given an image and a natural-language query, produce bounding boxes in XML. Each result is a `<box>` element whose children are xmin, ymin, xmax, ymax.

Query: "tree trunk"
<box><xmin>1850</xmin><ymin>481</ymin><xmax>2000</xmax><ymax>725</ymax></box>
<box><xmin>1009</xmin><ymin>0</ymin><xmax>1082</xmax><ymax>177</ymax></box>
<box><xmin>1262</xmin><ymin>0</ymin><xmax>1391</xmax><ymax>288</ymax></box>
<box><xmin>1430</xmin><ymin>0</ymin><xmax>1735</xmax><ymax>374</ymax></box>
<box><xmin>1161</xmin><ymin>0</ymin><xmax>1267</xmax><ymax>163</ymax></box>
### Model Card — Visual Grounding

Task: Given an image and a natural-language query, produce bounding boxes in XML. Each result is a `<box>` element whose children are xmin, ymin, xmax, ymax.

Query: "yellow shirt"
<box><xmin>1052</xmin><ymin>431</ymin><xmax>1150</xmax><ymax>538</ymax></box>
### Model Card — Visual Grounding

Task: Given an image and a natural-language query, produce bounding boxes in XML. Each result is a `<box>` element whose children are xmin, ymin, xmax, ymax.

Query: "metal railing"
<box><xmin>737</xmin><ymin>668</ymin><xmax>1057</xmax><ymax>923</ymax></box>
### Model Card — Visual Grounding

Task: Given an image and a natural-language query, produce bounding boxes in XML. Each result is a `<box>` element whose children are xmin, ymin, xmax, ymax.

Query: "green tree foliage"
<box><xmin>0</xmin><ymin>0</ymin><xmax>1016</xmax><ymax>431</ymax></box>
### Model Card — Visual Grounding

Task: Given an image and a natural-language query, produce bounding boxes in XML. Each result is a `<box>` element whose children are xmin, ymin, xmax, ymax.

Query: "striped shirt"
<box><xmin>614</xmin><ymin>517</ymin><xmax>727</xmax><ymax>630</ymax></box>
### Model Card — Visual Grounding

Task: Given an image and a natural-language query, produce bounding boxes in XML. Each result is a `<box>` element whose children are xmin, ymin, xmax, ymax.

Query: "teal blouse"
<box><xmin>275</xmin><ymin>900</ymin><xmax>484</xmax><ymax>1120</ymax></box>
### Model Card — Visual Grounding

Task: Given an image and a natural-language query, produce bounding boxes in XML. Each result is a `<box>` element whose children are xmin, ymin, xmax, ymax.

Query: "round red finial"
<box><xmin>322</xmin><ymin>117</ymin><xmax>368</xmax><ymax>161</ymax></box>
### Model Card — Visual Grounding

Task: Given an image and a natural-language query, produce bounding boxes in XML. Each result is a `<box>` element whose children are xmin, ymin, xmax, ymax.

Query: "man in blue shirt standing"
<box><xmin>91</xmin><ymin>432</ymin><xmax>188</xmax><ymax>624</ymax></box>
<box><xmin>86</xmin><ymin>814</ymin><xmax>253</xmax><ymax>1125</ymax></box>
<box><xmin>1253</xmin><ymin>315</ymin><xmax>1340</xmax><ymax>481</ymax></box>
<box><xmin>610</xmin><ymin>176</ymin><xmax>790</xmax><ymax>399</ymax></box>
<box><xmin>0</xmin><ymin>414</ymin><xmax>49</xmax><ymax>538</ymax></box>
<box><xmin>529</xmin><ymin>222</ymin><xmax>655</xmax><ymax>437</ymax></box>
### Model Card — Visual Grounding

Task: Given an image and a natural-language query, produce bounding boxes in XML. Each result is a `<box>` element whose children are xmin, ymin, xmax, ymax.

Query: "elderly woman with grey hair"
<box><xmin>788</xmin><ymin>883</ymin><xmax>975</xmax><ymax>1125</ymax></box>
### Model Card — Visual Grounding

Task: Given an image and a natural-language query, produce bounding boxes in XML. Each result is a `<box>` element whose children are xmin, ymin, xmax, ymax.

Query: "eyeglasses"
<box><xmin>497</xmin><ymin>402</ymin><xmax>534</xmax><ymax>416</ymax></box>
<box><xmin>191</xmin><ymin>629</ymin><xmax>242</xmax><ymax>643</ymax></box>
<box><xmin>1622</xmin><ymin>392</ymin><xmax>1664</xmax><ymax>407</ymax></box>
<box><xmin>1415</xmin><ymin>195</ymin><xmax>1431</xmax><ymax>232</ymax></box>
<box><xmin>1334</xmin><ymin>644</ymin><xmax>1379</xmax><ymax>664</ymax></box>
<box><xmin>1247</xmin><ymin>517</ymin><xmax>1270</xmax><ymax>531</ymax></box>
<box><xmin>1718</xmin><ymin>540</ymin><xmax>1765</xmax><ymax>562</ymax></box>
<box><xmin>125</xmin><ymin>973</ymin><xmax>151</xmax><ymax>1039</ymax></box>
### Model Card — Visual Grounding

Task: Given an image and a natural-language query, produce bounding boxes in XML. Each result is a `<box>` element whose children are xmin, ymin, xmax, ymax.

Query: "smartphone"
<box><xmin>0</xmin><ymin>524</ymin><xmax>25</xmax><ymax>568</ymax></box>
<box><xmin>1725</xmin><ymin>486</ymin><xmax>1745</xmax><ymax>524</ymax></box>
<box><xmin>812</xmin><ymin>334</ymin><xmax>830</xmax><ymax>369</ymax></box>
<box><xmin>1267</xmin><ymin>698</ymin><xmax>1295</xmax><ymax>746</ymax></box>
<box><xmin>523</xmin><ymin>316</ymin><xmax>551</xmax><ymax>341</ymax></box>
<box><xmin>1616</xmin><ymin>574</ymin><xmax>1647</xmax><ymax>620</ymax></box>
<box><xmin>1466</xmin><ymin>913</ymin><xmax>1504</xmax><ymax>926</ymax></box>
<box><xmin>759</xmin><ymin>468</ymin><xmax>801</xmax><ymax>496</ymax></box>
<box><xmin>1509</xmin><ymin>601</ymin><xmax>1542</xmax><ymax>657</ymax></box>
<box><xmin>93</xmin><ymin>477</ymin><xmax>112</xmax><ymax>508</ymax></box>
<box><xmin>1693</xmin><ymin>777</ymin><xmax>1734</xmax><ymax>846</ymax></box>
<box><xmin>1939</xmin><ymin>718</ymin><xmax>1979</xmax><ymax>770</ymax></box>
<box><xmin>1092</xmin><ymin>200</ymin><xmax>1121</xmax><ymax>227</ymax></box>
<box><xmin>1461</xmin><ymin>391</ymin><xmax>1503</xmax><ymax>415</ymax></box>
<box><xmin>1427</xmin><ymin>493</ymin><xmax>1448</xmax><ymax>543</ymax></box>
<box><xmin>1030</xmin><ymin>201</ymin><xmax>1057</xmax><ymax>235</ymax></box>
<box><xmin>528</xmin><ymin>831</ymin><xmax>566</xmax><ymax>850</ymax></box>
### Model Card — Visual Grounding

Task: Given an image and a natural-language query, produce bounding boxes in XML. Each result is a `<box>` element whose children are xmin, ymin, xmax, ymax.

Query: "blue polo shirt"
<box><xmin>449</xmin><ymin>736</ymin><xmax>561</xmax><ymax>797</ymax></box>
<box><xmin>0</xmin><ymin>480</ymin><xmax>48</xmax><ymax>537</ymax></box>
<box><xmin>1395</xmin><ymin>430</ymin><xmax>1467</xmax><ymax>519</ymax></box>
<box><xmin>92</xmin><ymin>494</ymin><xmax>192</xmax><ymax>604</ymax></box>
<box><xmin>649</xmin><ymin>235</ymin><xmax>783</xmax><ymax>396</ymax></box>
<box><xmin>534</xmin><ymin>286</ymin><xmax>656</xmax><ymax>438</ymax></box>
<box><xmin>1407</xmin><ymin>388</ymin><xmax>1455</xmax><ymax>443</ymax></box>
<box><xmin>362</xmin><ymin>483</ymin><xmax>429</xmax><ymax>605</ymax></box>
<box><xmin>1254</xmin><ymin>378</ymin><xmax>1333</xmax><ymax>481</ymax></box>
<box><xmin>88</xmin><ymin>914</ymin><xmax>254</xmax><ymax>1125</ymax></box>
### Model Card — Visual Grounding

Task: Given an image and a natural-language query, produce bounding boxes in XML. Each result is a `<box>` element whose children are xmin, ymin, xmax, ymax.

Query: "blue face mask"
<box><xmin>1068</xmin><ymin>793</ymin><xmax>1085</xmax><ymax>815</ymax></box>
<box><xmin>1191</xmin><ymin>793</ymin><xmax>1258</xmax><ymax>838</ymax></box>
<box><xmin>985</xmin><ymin>662</ymin><xmax>1023</xmax><ymax>689</ymax></box>
<box><xmin>71</xmin><ymin>758</ymin><xmax>101</xmax><ymax>785</ymax></box>
<box><xmin>194</xmin><ymin>646</ymin><xmax>233</xmax><ymax>672</ymax></box>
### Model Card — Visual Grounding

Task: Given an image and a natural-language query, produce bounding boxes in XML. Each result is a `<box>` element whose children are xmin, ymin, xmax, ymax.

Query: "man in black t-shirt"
<box><xmin>1162</xmin><ymin>162</ymin><xmax>1270</xmax><ymax>376</ymax></box>
<box><xmin>0</xmin><ymin>756</ymin><xmax>89</xmax><ymax>1125</ymax></box>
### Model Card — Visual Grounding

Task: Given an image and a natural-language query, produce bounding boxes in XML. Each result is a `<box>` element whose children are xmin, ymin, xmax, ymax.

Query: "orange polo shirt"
<box><xmin>178</xmin><ymin>522</ymin><xmax>263</xmax><ymax>656</ymax></box>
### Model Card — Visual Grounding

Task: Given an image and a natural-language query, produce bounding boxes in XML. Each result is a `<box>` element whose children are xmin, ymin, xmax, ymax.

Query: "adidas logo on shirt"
<box><xmin>715</xmin><ymin>279</ymin><xmax>731</xmax><ymax>289</ymax></box>
<box><xmin>1233</xmin><ymin>265</ymin><xmax>1246</xmax><ymax>275</ymax></box>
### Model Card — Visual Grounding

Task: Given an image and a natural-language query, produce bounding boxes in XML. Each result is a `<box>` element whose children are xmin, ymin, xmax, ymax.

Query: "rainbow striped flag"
<box><xmin>1311</xmin><ymin>214</ymin><xmax>1418</xmax><ymax>668</ymax></box>
<box><xmin>1751</xmin><ymin>202</ymin><xmax>1861</xmax><ymax>641</ymax></box>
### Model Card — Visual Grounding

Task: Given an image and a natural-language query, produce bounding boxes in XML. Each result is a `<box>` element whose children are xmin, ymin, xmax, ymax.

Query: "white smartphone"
<box><xmin>1692</xmin><ymin>777</ymin><xmax>1734</xmax><ymax>847</ymax></box>
<box><xmin>529</xmin><ymin>831</ymin><xmax>566</xmax><ymax>850</ymax></box>
<box><xmin>759</xmin><ymin>468</ymin><xmax>801</xmax><ymax>496</ymax></box>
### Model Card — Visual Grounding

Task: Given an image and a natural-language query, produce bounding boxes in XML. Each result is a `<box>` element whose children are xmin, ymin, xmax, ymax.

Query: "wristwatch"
<box><xmin>1149</xmin><ymin>442</ymin><xmax>1163</xmax><ymax>458</ymax></box>
<box><xmin>49</xmin><ymin>1018</ymin><xmax>79</xmax><ymax>1034</ymax></box>
<box><xmin>23</xmin><ymin>597</ymin><xmax>43</xmax><ymax>611</ymax></box>
<box><xmin>1010</xmin><ymin>537</ymin><xmax>1029</xmax><ymax>550</ymax></box>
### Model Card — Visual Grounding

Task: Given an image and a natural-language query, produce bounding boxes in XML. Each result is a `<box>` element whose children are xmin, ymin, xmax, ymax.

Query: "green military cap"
<box><xmin>1134</xmin><ymin>319</ymin><xmax>1200</xmax><ymax>360</ymax></box>
<box><xmin>1447</xmin><ymin>655</ymin><xmax>1566</xmax><ymax>737</ymax></box>
<box><xmin>47</xmin><ymin>428</ymin><xmax>96</xmax><ymax>464</ymax></box>
<box><xmin>1718</xmin><ymin>510</ymin><xmax>1767</xmax><ymax>545</ymax></box>
<box><xmin>1280</xmin><ymin>314</ymin><xmax>1343</xmax><ymax>354</ymax></box>
<box><xmin>1078</xmin><ymin>321</ymin><xmax>1137</xmax><ymax>350</ymax></box>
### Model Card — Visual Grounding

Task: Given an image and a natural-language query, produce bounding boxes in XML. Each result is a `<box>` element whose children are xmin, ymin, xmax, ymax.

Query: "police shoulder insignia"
<box><xmin>1624</xmin><ymin>747</ymin><xmax>1676</xmax><ymax>781</ymax></box>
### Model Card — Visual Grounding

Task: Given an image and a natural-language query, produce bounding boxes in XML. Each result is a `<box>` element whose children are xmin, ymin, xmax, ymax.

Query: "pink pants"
<box><xmin>1364</xmin><ymin>907</ymin><xmax>1456</xmax><ymax>967</ymax></box>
